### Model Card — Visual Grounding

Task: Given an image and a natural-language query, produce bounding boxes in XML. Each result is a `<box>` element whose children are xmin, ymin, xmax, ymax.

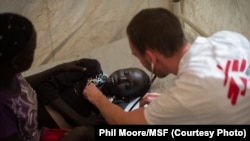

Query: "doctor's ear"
<box><xmin>145</xmin><ymin>49</ymin><xmax>156</xmax><ymax>63</ymax></box>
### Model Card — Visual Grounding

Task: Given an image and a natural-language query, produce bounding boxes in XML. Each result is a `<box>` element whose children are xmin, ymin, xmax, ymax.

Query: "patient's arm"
<box><xmin>36</xmin><ymin>58</ymin><xmax>102</xmax><ymax>106</ymax></box>
<box><xmin>49</xmin><ymin>98</ymin><xmax>106</xmax><ymax>126</ymax></box>
<box><xmin>26</xmin><ymin>58</ymin><xmax>92</xmax><ymax>89</ymax></box>
<box><xmin>36</xmin><ymin>59</ymin><xmax>105</xmax><ymax>126</ymax></box>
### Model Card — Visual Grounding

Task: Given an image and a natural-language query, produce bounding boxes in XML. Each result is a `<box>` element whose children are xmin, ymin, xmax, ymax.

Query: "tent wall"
<box><xmin>0</xmin><ymin>0</ymin><xmax>170</xmax><ymax>68</ymax></box>
<box><xmin>181</xmin><ymin>0</ymin><xmax>250</xmax><ymax>40</ymax></box>
<box><xmin>0</xmin><ymin>0</ymin><xmax>249</xmax><ymax>70</ymax></box>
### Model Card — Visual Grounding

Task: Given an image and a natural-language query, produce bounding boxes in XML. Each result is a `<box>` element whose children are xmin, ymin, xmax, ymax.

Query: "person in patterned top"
<box><xmin>0</xmin><ymin>12</ymin><xmax>95</xmax><ymax>141</ymax></box>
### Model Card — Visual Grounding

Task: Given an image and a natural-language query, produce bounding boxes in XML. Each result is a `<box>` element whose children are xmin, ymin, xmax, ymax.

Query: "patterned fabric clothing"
<box><xmin>0</xmin><ymin>73</ymin><xmax>40</xmax><ymax>141</ymax></box>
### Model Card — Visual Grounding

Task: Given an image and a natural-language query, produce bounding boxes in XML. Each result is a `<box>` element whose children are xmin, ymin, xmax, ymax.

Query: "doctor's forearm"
<box><xmin>94</xmin><ymin>95</ymin><xmax>128</xmax><ymax>124</ymax></box>
<box><xmin>96</xmin><ymin>98</ymin><xmax>147</xmax><ymax>124</ymax></box>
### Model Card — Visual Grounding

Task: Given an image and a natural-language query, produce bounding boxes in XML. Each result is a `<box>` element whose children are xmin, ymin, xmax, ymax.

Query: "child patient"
<box><xmin>36</xmin><ymin>58</ymin><xmax>151</xmax><ymax>129</ymax></box>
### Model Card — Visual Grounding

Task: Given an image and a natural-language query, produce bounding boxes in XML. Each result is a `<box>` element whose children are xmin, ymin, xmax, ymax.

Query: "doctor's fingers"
<box><xmin>83</xmin><ymin>83</ymin><xmax>96</xmax><ymax>96</ymax></box>
<box><xmin>139</xmin><ymin>92</ymin><xmax>161</xmax><ymax>107</ymax></box>
<box><xmin>83</xmin><ymin>83</ymin><xmax>102</xmax><ymax>97</ymax></box>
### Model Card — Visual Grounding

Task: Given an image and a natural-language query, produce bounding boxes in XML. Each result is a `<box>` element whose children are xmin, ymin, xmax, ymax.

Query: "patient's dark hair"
<box><xmin>0</xmin><ymin>13</ymin><xmax>34</xmax><ymax>64</ymax></box>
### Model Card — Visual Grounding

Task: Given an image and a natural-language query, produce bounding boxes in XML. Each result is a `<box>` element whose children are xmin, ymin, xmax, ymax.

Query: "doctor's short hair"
<box><xmin>126</xmin><ymin>8</ymin><xmax>186</xmax><ymax>57</ymax></box>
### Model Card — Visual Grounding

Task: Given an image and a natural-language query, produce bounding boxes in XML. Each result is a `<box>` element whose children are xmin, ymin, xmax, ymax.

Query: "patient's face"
<box><xmin>107</xmin><ymin>68</ymin><xmax>148</xmax><ymax>97</ymax></box>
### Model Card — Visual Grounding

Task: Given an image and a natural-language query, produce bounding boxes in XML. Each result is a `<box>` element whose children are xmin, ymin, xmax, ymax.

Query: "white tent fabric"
<box><xmin>0</xmin><ymin>0</ymin><xmax>170</xmax><ymax>68</ymax></box>
<box><xmin>1</xmin><ymin>0</ymin><xmax>249</xmax><ymax>92</ymax></box>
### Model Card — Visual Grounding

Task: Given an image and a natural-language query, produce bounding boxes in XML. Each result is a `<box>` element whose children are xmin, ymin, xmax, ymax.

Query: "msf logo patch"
<box><xmin>217</xmin><ymin>59</ymin><xmax>249</xmax><ymax>105</ymax></box>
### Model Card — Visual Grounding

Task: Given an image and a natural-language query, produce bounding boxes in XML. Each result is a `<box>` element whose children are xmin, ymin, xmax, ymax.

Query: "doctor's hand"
<box><xmin>139</xmin><ymin>92</ymin><xmax>161</xmax><ymax>107</ymax></box>
<box><xmin>83</xmin><ymin>83</ymin><xmax>105</xmax><ymax>105</ymax></box>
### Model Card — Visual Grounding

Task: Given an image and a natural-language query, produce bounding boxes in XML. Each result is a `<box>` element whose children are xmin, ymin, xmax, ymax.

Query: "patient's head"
<box><xmin>104</xmin><ymin>67</ymin><xmax>150</xmax><ymax>98</ymax></box>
